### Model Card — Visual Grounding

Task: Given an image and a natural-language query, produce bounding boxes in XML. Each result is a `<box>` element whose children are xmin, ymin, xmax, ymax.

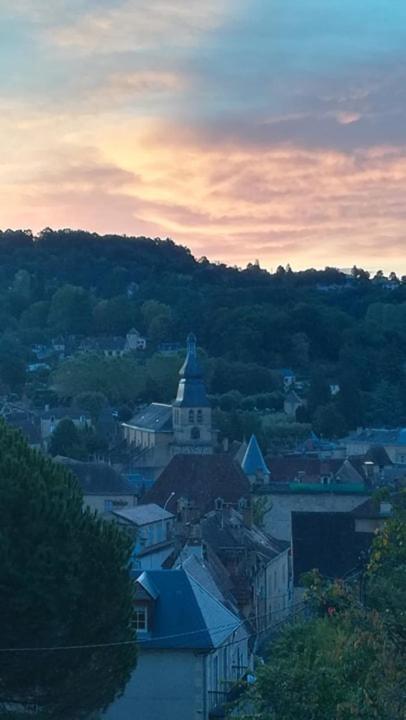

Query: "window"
<box><xmin>134</xmin><ymin>607</ymin><xmax>148</xmax><ymax>631</ymax></box>
<box><xmin>104</xmin><ymin>499</ymin><xmax>113</xmax><ymax>512</ymax></box>
<box><xmin>197</xmin><ymin>409</ymin><xmax>203</xmax><ymax>424</ymax></box>
<box><xmin>191</xmin><ymin>426</ymin><xmax>200</xmax><ymax>440</ymax></box>
<box><xmin>188</xmin><ymin>409</ymin><xmax>194</xmax><ymax>423</ymax></box>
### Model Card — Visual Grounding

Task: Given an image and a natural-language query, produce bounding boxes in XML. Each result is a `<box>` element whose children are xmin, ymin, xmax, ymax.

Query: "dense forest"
<box><xmin>1</xmin><ymin>227</ymin><xmax>406</xmax><ymax>444</ymax></box>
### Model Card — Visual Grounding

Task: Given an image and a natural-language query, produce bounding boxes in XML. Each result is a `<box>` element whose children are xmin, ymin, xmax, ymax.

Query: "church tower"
<box><xmin>171</xmin><ymin>333</ymin><xmax>214</xmax><ymax>455</ymax></box>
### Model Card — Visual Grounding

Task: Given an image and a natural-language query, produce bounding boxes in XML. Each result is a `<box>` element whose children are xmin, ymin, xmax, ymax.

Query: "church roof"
<box><xmin>145</xmin><ymin>454</ymin><xmax>250</xmax><ymax>515</ymax></box>
<box><xmin>124</xmin><ymin>403</ymin><xmax>173</xmax><ymax>432</ymax></box>
<box><xmin>241</xmin><ymin>435</ymin><xmax>270</xmax><ymax>477</ymax></box>
<box><xmin>173</xmin><ymin>333</ymin><xmax>210</xmax><ymax>408</ymax></box>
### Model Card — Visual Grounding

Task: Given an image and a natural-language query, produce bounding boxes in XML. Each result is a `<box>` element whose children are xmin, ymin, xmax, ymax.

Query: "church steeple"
<box><xmin>172</xmin><ymin>334</ymin><xmax>213</xmax><ymax>454</ymax></box>
<box><xmin>174</xmin><ymin>333</ymin><xmax>210</xmax><ymax>408</ymax></box>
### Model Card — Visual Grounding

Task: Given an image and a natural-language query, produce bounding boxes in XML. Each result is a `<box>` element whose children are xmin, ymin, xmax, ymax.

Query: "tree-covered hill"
<box><xmin>2</xmin><ymin>227</ymin><xmax>406</xmax><ymax>436</ymax></box>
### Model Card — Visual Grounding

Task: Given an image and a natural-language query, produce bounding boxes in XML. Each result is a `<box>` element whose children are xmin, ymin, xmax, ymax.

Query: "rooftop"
<box><xmin>241</xmin><ymin>435</ymin><xmax>270</xmax><ymax>477</ymax></box>
<box><xmin>113</xmin><ymin>503</ymin><xmax>174</xmax><ymax>526</ymax></box>
<box><xmin>135</xmin><ymin>569</ymin><xmax>241</xmax><ymax>649</ymax></box>
<box><xmin>124</xmin><ymin>403</ymin><xmax>173</xmax><ymax>432</ymax></box>
<box><xmin>145</xmin><ymin>453</ymin><xmax>250</xmax><ymax>515</ymax></box>
<box><xmin>55</xmin><ymin>457</ymin><xmax>135</xmax><ymax>495</ymax></box>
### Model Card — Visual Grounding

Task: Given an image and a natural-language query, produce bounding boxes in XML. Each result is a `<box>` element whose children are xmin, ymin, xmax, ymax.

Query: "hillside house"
<box><xmin>39</xmin><ymin>406</ymin><xmax>91</xmax><ymax>443</ymax></box>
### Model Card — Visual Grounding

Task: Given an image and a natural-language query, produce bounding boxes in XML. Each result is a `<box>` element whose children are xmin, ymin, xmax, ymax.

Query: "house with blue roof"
<box><xmin>241</xmin><ymin>435</ymin><xmax>271</xmax><ymax>485</ymax></box>
<box><xmin>105</xmin><ymin>569</ymin><xmax>250</xmax><ymax>720</ymax></box>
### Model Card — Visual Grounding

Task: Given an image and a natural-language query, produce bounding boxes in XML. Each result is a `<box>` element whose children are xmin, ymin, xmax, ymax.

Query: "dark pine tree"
<box><xmin>0</xmin><ymin>421</ymin><xmax>137</xmax><ymax>718</ymax></box>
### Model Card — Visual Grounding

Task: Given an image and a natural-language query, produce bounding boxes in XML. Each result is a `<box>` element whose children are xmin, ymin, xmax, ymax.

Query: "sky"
<box><xmin>1</xmin><ymin>0</ymin><xmax>406</xmax><ymax>273</ymax></box>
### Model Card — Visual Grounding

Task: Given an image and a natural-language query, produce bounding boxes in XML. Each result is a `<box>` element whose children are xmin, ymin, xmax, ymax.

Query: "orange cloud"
<box><xmin>2</xmin><ymin>101</ymin><xmax>406</xmax><ymax>273</ymax></box>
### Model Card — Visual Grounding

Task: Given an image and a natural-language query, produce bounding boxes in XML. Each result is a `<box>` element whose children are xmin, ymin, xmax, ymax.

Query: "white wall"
<box><xmin>104</xmin><ymin>649</ymin><xmax>204</xmax><ymax>720</ymax></box>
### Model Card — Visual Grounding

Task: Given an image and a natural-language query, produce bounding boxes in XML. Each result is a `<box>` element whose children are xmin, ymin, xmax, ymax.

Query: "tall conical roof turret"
<box><xmin>174</xmin><ymin>334</ymin><xmax>210</xmax><ymax>407</ymax></box>
<box><xmin>241</xmin><ymin>435</ymin><xmax>270</xmax><ymax>479</ymax></box>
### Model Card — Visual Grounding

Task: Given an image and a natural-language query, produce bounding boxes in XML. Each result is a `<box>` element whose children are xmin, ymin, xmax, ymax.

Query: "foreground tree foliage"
<box><xmin>0</xmin><ymin>421</ymin><xmax>137</xmax><ymax>719</ymax></box>
<box><xmin>244</xmin><ymin>498</ymin><xmax>406</xmax><ymax>719</ymax></box>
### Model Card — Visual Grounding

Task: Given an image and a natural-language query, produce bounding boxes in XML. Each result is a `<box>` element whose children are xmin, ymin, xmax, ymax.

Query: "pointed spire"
<box><xmin>241</xmin><ymin>435</ymin><xmax>270</xmax><ymax>479</ymax></box>
<box><xmin>179</xmin><ymin>333</ymin><xmax>203</xmax><ymax>380</ymax></box>
<box><xmin>174</xmin><ymin>334</ymin><xmax>210</xmax><ymax>407</ymax></box>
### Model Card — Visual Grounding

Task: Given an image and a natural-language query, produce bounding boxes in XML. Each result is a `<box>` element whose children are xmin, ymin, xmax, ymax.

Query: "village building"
<box><xmin>283</xmin><ymin>388</ymin><xmax>304</xmax><ymax>418</ymax></box>
<box><xmin>145</xmin><ymin>453</ymin><xmax>250</xmax><ymax>521</ymax></box>
<box><xmin>105</xmin><ymin>568</ymin><xmax>250</xmax><ymax>720</ymax></box>
<box><xmin>39</xmin><ymin>406</ymin><xmax>92</xmax><ymax>444</ymax></box>
<box><xmin>122</xmin><ymin>334</ymin><xmax>217</xmax><ymax>478</ymax></box>
<box><xmin>125</xmin><ymin>328</ymin><xmax>147</xmax><ymax>351</ymax></box>
<box><xmin>344</xmin><ymin>427</ymin><xmax>406</xmax><ymax>465</ymax></box>
<box><xmin>54</xmin><ymin>456</ymin><xmax>137</xmax><ymax>517</ymax></box>
<box><xmin>112</xmin><ymin>503</ymin><xmax>175</xmax><ymax>570</ymax></box>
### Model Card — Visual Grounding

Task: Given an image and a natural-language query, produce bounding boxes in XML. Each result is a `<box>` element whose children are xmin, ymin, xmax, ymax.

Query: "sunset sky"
<box><xmin>1</xmin><ymin>1</ymin><xmax>406</xmax><ymax>272</ymax></box>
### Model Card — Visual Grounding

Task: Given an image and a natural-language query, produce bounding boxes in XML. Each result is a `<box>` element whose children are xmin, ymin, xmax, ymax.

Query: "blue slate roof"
<box><xmin>125</xmin><ymin>403</ymin><xmax>173</xmax><ymax>432</ymax></box>
<box><xmin>241</xmin><ymin>435</ymin><xmax>270</xmax><ymax>477</ymax></box>
<box><xmin>135</xmin><ymin>569</ymin><xmax>241</xmax><ymax>650</ymax></box>
<box><xmin>173</xmin><ymin>333</ymin><xmax>210</xmax><ymax>408</ymax></box>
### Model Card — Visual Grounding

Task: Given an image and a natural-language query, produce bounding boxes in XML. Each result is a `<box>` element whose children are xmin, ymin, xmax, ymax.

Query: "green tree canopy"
<box><xmin>48</xmin><ymin>418</ymin><xmax>85</xmax><ymax>459</ymax></box>
<box><xmin>0</xmin><ymin>421</ymin><xmax>137</xmax><ymax>718</ymax></box>
<box><xmin>52</xmin><ymin>354</ymin><xmax>146</xmax><ymax>405</ymax></box>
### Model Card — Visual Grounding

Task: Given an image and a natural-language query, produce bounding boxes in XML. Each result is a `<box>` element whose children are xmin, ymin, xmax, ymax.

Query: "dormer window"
<box><xmin>134</xmin><ymin>606</ymin><xmax>148</xmax><ymax>632</ymax></box>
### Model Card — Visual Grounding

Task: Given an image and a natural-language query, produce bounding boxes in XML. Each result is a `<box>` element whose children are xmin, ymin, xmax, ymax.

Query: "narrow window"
<box><xmin>134</xmin><ymin>607</ymin><xmax>148</xmax><ymax>631</ymax></box>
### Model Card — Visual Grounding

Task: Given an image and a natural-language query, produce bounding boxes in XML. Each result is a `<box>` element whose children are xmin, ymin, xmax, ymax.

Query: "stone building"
<box><xmin>122</xmin><ymin>334</ymin><xmax>216</xmax><ymax>478</ymax></box>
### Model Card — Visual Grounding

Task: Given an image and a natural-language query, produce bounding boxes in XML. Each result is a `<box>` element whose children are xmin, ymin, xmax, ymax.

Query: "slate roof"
<box><xmin>124</xmin><ymin>403</ymin><xmax>173</xmax><ymax>432</ymax></box>
<box><xmin>55</xmin><ymin>457</ymin><xmax>135</xmax><ymax>495</ymax></box>
<box><xmin>265</xmin><ymin>455</ymin><xmax>342</xmax><ymax>484</ymax></box>
<box><xmin>291</xmin><ymin>512</ymin><xmax>373</xmax><ymax>586</ymax></box>
<box><xmin>145</xmin><ymin>454</ymin><xmax>250</xmax><ymax>515</ymax></box>
<box><xmin>113</xmin><ymin>503</ymin><xmax>174</xmax><ymax>526</ymax></box>
<box><xmin>135</xmin><ymin>569</ymin><xmax>241</xmax><ymax>649</ymax></box>
<box><xmin>241</xmin><ymin>435</ymin><xmax>270</xmax><ymax>477</ymax></box>
<box><xmin>347</xmin><ymin>428</ymin><xmax>406</xmax><ymax>446</ymax></box>
<box><xmin>201</xmin><ymin>509</ymin><xmax>289</xmax><ymax>563</ymax></box>
<box><xmin>351</xmin><ymin>493</ymin><xmax>401</xmax><ymax>519</ymax></box>
<box><xmin>173</xmin><ymin>334</ymin><xmax>210</xmax><ymax>408</ymax></box>
<box><xmin>364</xmin><ymin>445</ymin><xmax>392</xmax><ymax>467</ymax></box>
